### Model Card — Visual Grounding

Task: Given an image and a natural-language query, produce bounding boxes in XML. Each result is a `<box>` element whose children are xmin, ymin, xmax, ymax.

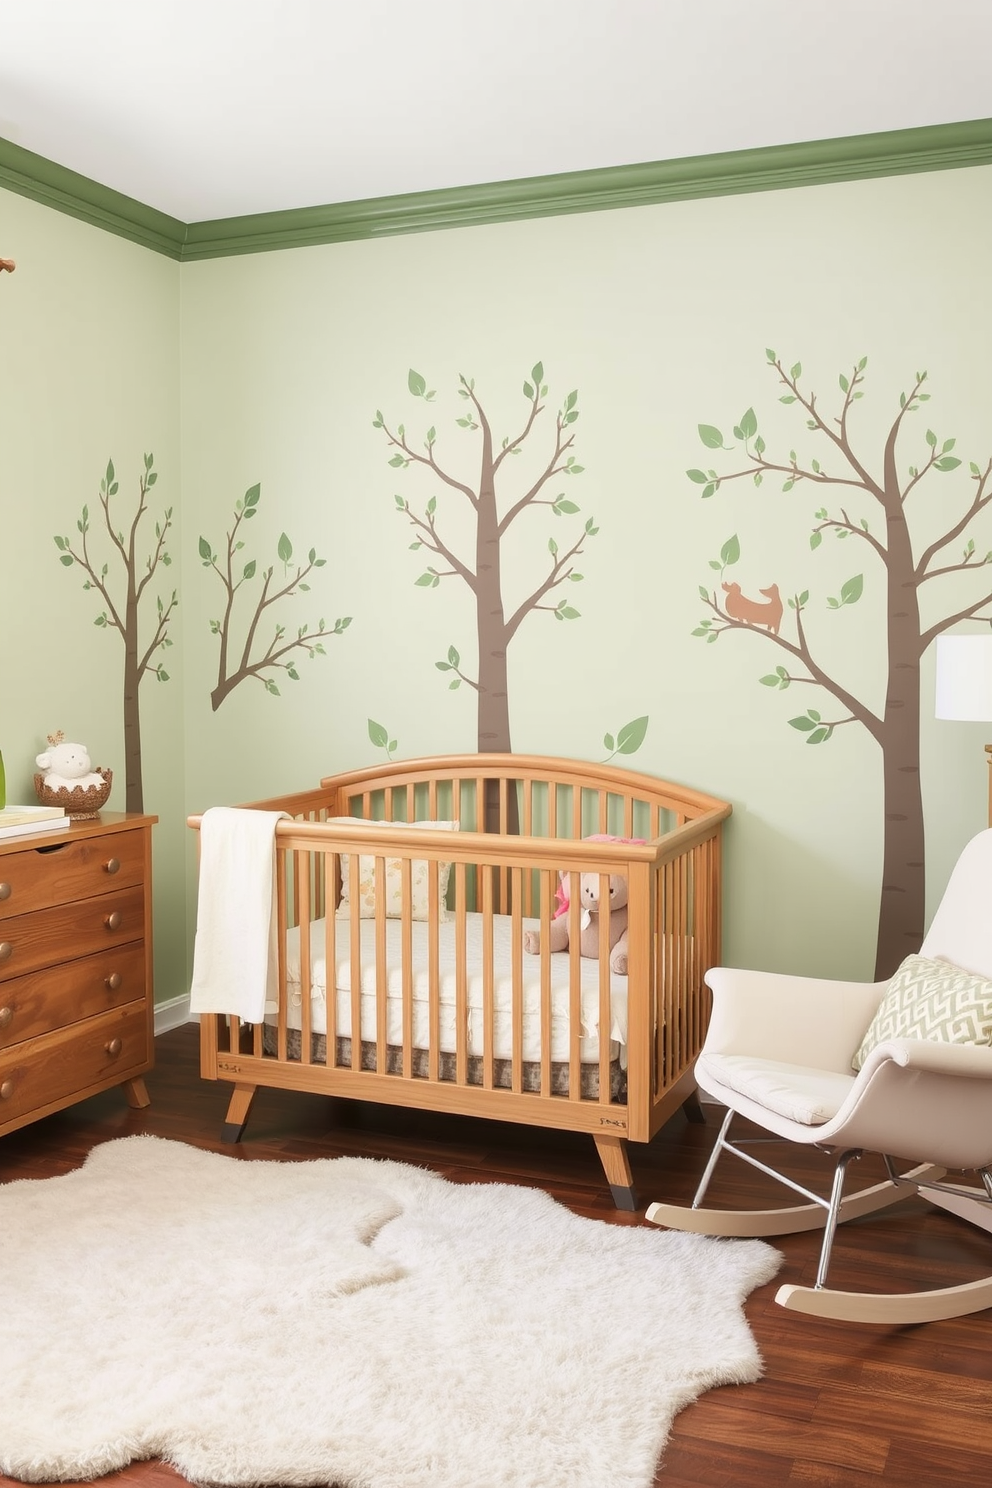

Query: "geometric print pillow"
<box><xmin>852</xmin><ymin>953</ymin><xmax>992</xmax><ymax>1072</ymax></box>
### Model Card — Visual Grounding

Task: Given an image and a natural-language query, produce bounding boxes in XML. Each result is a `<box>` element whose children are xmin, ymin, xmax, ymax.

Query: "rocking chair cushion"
<box><xmin>852</xmin><ymin>953</ymin><xmax>992</xmax><ymax>1072</ymax></box>
<box><xmin>695</xmin><ymin>1053</ymin><xmax>856</xmax><ymax>1125</ymax></box>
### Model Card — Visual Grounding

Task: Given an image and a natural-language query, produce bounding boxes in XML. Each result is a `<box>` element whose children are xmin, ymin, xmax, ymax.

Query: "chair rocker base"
<box><xmin>644</xmin><ymin>1162</ymin><xmax>945</xmax><ymax>1239</ymax></box>
<box><xmin>775</xmin><ymin>1273</ymin><xmax>992</xmax><ymax>1325</ymax></box>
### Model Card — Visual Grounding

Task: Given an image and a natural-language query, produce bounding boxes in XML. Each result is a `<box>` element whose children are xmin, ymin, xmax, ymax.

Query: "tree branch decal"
<box><xmin>54</xmin><ymin>454</ymin><xmax>176</xmax><ymax>812</ymax></box>
<box><xmin>689</xmin><ymin>352</ymin><xmax>992</xmax><ymax>978</ymax></box>
<box><xmin>373</xmin><ymin>362</ymin><xmax>596</xmax><ymax>753</ymax></box>
<box><xmin>199</xmin><ymin>483</ymin><xmax>351</xmax><ymax>711</ymax></box>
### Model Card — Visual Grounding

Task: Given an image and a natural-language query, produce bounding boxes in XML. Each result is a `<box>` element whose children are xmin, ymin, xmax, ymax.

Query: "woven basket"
<box><xmin>33</xmin><ymin>767</ymin><xmax>113</xmax><ymax>821</ymax></box>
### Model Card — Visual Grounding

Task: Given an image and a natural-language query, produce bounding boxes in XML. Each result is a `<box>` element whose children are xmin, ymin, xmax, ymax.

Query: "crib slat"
<box><xmin>374</xmin><ymin>855</ymin><xmax>387</xmax><ymax>1075</ymax></box>
<box><xmin>427</xmin><ymin>859</ymin><xmax>441</xmax><ymax>1083</ymax></box>
<box><xmin>511</xmin><ymin>868</ymin><xmax>524</xmax><ymax>1095</ymax></box>
<box><xmin>538</xmin><ymin>867</ymin><xmax>554</xmax><ymax>1098</ymax></box>
<box><xmin>481</xmin><ymin>864</ymin><xmax>494</xmax><ymax>1091</ymax></box>
<box><xmin>598</xmin><ymin>871</ymin><xmax>611</xmax><ymax>1109</ymax></box>
<box><xmin>348</xmin><ymin>854</ymin><xmax>362</xmax><ymax>1072</ymax></box>
<box><xmin>454</xmin><ymin>863</ymin><xmax>468</xmax><ymax>1087</ymax></box>
<box><xmin>325</xmin><ymin>855</ymin><xmax>337</xmax><ymax>1066</ymax></box>
<box><xmin>568</xmin><ymin>871</ymin><xmax>582</xmax><ymax>1102</ymax></box>
<box><xmin>297</xmin><ymin>852</ymin><xmax>312</xmax><ymax>1065</ymax></box>
<box><xmin>276</xmin><ymin>848</ymin><xmax>288</xmax><ymax>1063</ymax></box>
<box><xmin>401</xmin><ymin>856</ymin><xmax>414</xmax><ymax>1080</ymax></box>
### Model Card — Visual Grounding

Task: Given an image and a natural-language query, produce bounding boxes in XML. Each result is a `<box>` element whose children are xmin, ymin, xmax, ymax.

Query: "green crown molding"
<box><xmin>3</xmin><ymin>118</ymin><xmax>992</xmax><ymax>263</ymax></box>
<box><xmin>0</xmin><ymin>137</ymin><xmax>186</xmax><ymax>259</ymax></box>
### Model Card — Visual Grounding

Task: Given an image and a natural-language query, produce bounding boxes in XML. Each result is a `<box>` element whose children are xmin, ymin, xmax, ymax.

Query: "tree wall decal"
<box><xmin>690</xmin><ymin>352</ymin><xmax>992</xmax><ymax>979</ymax></box>
<box><xmin>55</xmin><ymin>455</ymin><xmax>176</xmax><ymax>813</ymax></box>
<box><xmin>198</xmin><ymin>483</ymin><xmax>351</xmax><ymax>711</ymax></box>
<box><xmin>373</xmin><ymin>363</ymin><xmax>597</xmax><ymax>757</ymax></box>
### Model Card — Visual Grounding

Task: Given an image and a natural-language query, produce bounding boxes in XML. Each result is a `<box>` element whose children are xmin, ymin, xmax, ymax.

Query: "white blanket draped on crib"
<box><xmin>190</xmin><ymin>806</ymin><xmax>289</xmax><ymax>1022</ymax></box>
<box><xmin>276</xmin><ymin>912</ymin><xmax>629</xmax><ymax>1066</ymax></box>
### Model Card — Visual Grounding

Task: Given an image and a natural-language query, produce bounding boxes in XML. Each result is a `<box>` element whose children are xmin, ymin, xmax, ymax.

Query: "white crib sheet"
<box><xmin>275</xmin><ymin>912</ymin><xmax>629</xmax><ymax>1065</ymax></box>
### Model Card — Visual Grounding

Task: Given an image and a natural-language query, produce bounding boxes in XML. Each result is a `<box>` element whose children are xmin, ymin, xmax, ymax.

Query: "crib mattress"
<box><xmin>262</xmin><ymin>1027</ymin><xmax>628</xmax><ymax>1102</ymax></box>
<box><xmin>276</xmin><ymin>911</ymin><xmax>628</xmax><ymax>1065</ymax></box>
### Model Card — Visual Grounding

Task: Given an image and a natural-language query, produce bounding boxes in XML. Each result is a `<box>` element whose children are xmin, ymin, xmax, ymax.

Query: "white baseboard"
<box><xmin>154</xmin><ymin>996</ymin><xmax>192</xmax><ymax>1036</ymax></box>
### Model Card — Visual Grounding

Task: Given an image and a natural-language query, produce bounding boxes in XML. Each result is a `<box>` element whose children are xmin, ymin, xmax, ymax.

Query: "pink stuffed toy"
<box><xmin>523</xmin><ymin>835</ymin><xmax>644</xmax><ymax>975</ymax></box>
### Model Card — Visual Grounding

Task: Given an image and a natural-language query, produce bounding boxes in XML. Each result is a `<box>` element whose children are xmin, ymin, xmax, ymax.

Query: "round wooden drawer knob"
<box><xmin>0</xmin><ymin>942</ymin><xmax>11</xmax><ymax>962</ymax></box>
<box><xmin>105</xmin><ymin>1038</ymin><xmax>123</xmax><ymax>1057</ymax></box>
<box><xmin>105</xmin><ymin>972</ymin><xmax>122</xmax><ymax>991</ymax></box>
<box><xmin>105</xmin><ymin>912</ymin><xmax>122</xmax><ymax>931</ymax></box>
<box><xmin>0</xmin><ymin>1079</ymin><xmax>13</xmax><ymax>1099</ymax></box>
<box><xmin>0</xmin><ymin>882</ymin><xmax>10</xmax><ymax>900</ymax></box>
<box><xmin>105</xmin><ymin>858</ymin><xmax>121</xmax><ymax>875</ymax></box>
<box><xmin>0</xmin><ymin>1006</ymin><xmax>12</xmax><ymax>1028</ymax></box>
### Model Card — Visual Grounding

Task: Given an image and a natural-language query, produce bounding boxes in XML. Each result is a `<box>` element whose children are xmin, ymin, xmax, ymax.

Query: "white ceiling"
<box><xmin>1</xmin><ymin>0</ymin><xmax>991</xmax><ymax>224</ymax></box>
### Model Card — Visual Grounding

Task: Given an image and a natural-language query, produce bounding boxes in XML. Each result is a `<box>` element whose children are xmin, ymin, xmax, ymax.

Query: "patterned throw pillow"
<box><xmin>330</xmin><ymin>819</ymin><xmax>458</xmax><ymax>922</ymax></box>
<box><xmin>852</xmin><ymin>953</ymin><xmax>992</xmax><ymax>1071</ymax></box>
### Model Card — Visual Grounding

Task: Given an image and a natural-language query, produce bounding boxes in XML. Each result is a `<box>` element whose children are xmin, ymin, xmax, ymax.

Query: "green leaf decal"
<box><xmin>698</xmin><ymin>424</ymin><xmax>726</xmax><ymax>450</ymax></box>
<box><xmin>408</xmin><ymin>369</ymin><xmax>427</xmax><ymax>398</ymax></box>
<box><xmin>277</xmin><ymin>533</ymin><xmax>293</xmax><ymax>564</ymax></box>
<box><xmin>720</xmin><ymin>534</ymin><xmax>741</xmax><ymax>567</ymax></box>
<box><xmin>368</xmin><ymin>719</ymin><xmax>389</xmax><ymax>749</ymax></box>
<box><xmin>616</xmin><ymin>716</ymin><xmax>648</xmax><ymax>754</ymax></box>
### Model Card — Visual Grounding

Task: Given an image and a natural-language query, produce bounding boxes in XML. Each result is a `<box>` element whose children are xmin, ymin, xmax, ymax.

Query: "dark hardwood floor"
<box><xmin>3</xmin><ymin>1022</ymin><xmax>992</xmax><ymax>1487</ymax></box>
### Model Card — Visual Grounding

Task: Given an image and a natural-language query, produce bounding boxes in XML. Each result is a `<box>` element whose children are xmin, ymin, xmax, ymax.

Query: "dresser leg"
<box><xmin>123</xmin><ymin>1076</ymin><xmax>151</xmax><ymax>1109</ymax></box>
<box><xmin>222</xmin><ymin>1083</ymin><xmax>257</xmax><ymax>1142</ymax></box>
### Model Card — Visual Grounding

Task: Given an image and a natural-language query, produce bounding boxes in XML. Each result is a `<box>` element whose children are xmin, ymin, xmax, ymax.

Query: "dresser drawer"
<box><xmin>0</xmin><ymin>830</ymin><xmax>145</xmax><ymax>920</ymax></box>
<box><xmin>0</xmin><ymin>941</ymin><xmax>146</xmax><ymax>1050</ymax></box>
<box><xmin>0</xmin><ymin>885</ymin><xmax>144</xmax><ymax>983</ymax></box>
<box><xmin>0</xmin><ymin>1001</ymin><xmax>149</xmax><ymax>1127</ymax></box>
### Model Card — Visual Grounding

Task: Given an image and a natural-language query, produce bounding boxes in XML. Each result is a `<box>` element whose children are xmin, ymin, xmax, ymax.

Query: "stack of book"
<box><xmin>0</xmin><ymin>804</ymin><xmax>69</xmax><ymax>841</ymax></box>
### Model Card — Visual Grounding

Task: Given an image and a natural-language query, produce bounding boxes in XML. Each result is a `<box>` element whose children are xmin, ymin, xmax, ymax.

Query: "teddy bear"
<box><xmin>523</xmin><ymin>869</ymin><xmax>631</xmax><ymax>974</ymax></box>
<box><xmin>35</xmin><ymin>732</ymin><xmax>106</xmax><ymax>792</ymax></box>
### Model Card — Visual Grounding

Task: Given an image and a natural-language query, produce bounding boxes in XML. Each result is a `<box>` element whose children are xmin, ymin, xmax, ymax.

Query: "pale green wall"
<box><xmin>4</xmin><ymin>159</ymin><xmax>991</xmax><ymax>1011</ymax></box>
<box><xmin>179</xmin><ymin>163</ymin><xmax>992</xmax><ymax>981</ymax></box>
<box><xmin>0</xmin><ymin>188</ymin><xmax>186</xmax><ymax>1006</ymax></box>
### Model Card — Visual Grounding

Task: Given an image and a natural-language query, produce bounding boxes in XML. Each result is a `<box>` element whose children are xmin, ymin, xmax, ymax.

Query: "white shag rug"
<box><xmin>0</xmin><ymin>1136</ymin><xmax>780</xmax><ymax>1488</ymax></box>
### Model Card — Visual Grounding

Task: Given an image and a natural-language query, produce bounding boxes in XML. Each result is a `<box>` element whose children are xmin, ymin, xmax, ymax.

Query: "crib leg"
<box><xmin>221</xmin><ymin>1083</ymin><xmax>257</xmax><ymax>1143</ymax></box>
<box><xmin>681</xmin><ymin>1089</ymin><xmax>706</xmax><ymax>1124</ymax></box>
<box><xmin>593</xmin><ymin>1135</ymin><xmax>638</xmax><ymax>1212</ymax></box>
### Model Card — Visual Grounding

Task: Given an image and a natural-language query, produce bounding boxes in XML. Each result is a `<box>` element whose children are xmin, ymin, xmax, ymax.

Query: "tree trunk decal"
<box><xmin>55</xmin><ymin>456</ymin><xmax>176</xmax><ymax>813</ymax></box>
<box><xmin>198</xmin><ymin>483</ymin><xmax>351</xmax><ymax>710</ymax></box>
<box><xmin>374</xmin><ymin>365</ymin><xmax>597</xmax><ymax>758</ymax></box>
<box><xmin>691</xmin><ymin>354</ymin><xmax>992</xmax><ymax>979</ymax></box>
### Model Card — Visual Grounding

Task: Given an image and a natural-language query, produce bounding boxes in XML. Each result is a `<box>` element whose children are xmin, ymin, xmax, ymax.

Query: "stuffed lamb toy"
<box><xmin>36</xmin><ymin>733</ymin><xmax>106</xmax><ymax>792</ymax></box>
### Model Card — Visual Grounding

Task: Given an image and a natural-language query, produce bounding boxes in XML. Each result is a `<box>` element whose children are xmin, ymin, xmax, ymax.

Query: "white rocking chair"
<box><xmin>646</xmin><ymin>828</ymin><xmax>992</xmax><ymax>1324</ymax></box>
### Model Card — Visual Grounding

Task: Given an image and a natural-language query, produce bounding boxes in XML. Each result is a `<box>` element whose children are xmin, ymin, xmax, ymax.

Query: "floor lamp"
<box><xmin>935</xmin><ymin>634</ymin><xmax>992</xmax><ymax>829</ymax></box>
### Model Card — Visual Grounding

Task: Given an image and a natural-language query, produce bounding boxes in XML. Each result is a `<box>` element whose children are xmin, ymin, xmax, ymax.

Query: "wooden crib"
<box><xmin>189</xmin><ymin>753</ymin><xmax>731</xmax><ymax>1208</ymax></box>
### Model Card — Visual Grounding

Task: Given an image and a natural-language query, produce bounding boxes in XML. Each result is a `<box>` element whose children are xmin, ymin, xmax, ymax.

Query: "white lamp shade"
<box><xmin>935</xmin><ymin>634</ymin><xmax>992</xmax><ymax>721</ymax></box>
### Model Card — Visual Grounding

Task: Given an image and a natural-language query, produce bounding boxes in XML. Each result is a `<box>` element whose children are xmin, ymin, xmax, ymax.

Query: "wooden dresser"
<box><xmin>0</xmin><ymin>812</ymin><xmax>156</xmax><ymax>1138</ymax></box>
